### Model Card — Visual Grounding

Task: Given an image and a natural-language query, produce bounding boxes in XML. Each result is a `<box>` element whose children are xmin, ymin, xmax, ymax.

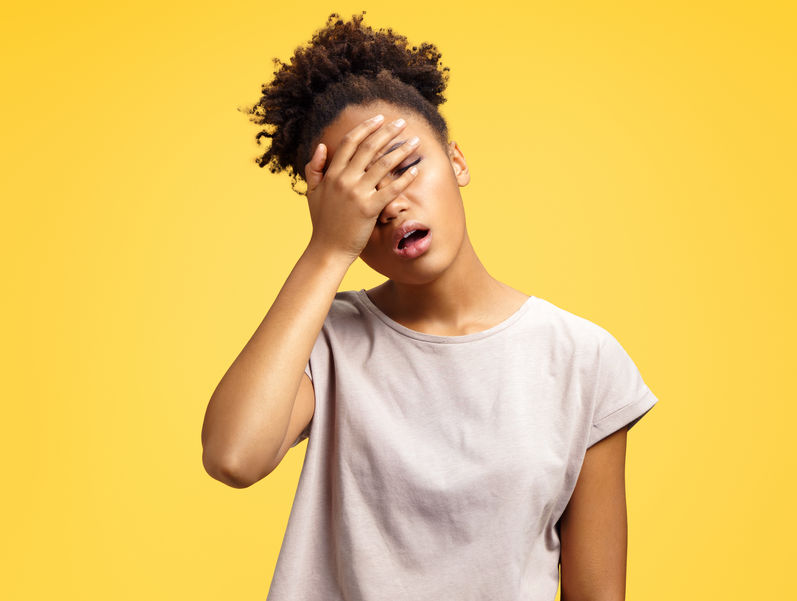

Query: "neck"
<box><xmin>373</xmin><ymin>232</ymin><xmax>512</xmax><ymax>330</ymax></box>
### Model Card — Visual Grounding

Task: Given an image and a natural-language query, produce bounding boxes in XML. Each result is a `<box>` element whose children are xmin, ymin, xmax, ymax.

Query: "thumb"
<box><xmin>304</xmin><ymin>143</ymin><xmax>327</xmax><ymax>194</ymax></box>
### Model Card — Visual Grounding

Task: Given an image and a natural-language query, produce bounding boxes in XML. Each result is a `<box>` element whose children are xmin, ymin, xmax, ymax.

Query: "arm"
<box><xmin>559</xmin><ymin>427</ymin><xmax>629</xmax><ymax>601</ymax></box>
<box><xmin>201</xmin><ymin>244</ymin><xmax>350</xmax><ymax>487</ymax></box>
<box><xmin>200</xmin><ymin>112</ymin><xmax>422</xmax><ymax>488</ymax></box>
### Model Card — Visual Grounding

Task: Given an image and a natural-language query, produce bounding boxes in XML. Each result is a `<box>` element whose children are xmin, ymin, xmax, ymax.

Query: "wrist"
<box><xmin>303</xmin><ymin>239</ymin><xmax>357</xmax><ymax>272</ymax></box>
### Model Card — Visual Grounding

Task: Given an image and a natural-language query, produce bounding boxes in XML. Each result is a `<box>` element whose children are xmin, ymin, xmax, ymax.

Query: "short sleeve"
<box><xmin>587</xmin><ymin>330</ymin><xmax>659</xmax><ymax>448</ymax></box>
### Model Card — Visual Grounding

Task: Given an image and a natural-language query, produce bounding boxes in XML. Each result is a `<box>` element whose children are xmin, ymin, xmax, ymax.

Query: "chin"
<box><xmin>359</xmin><ymin>226</ymin><xmax>466</xmax><ymax>283</ymax></box>
<box><xmin>360</xmin><ymin>252</ymin><xmax>454</xmax><ymax>286</ymax></box>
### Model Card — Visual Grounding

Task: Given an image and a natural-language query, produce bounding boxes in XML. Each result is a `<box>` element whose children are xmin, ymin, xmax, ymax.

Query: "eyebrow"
<box><xmin>378</xmin><ymin>140</ymin><xmax>406</xmax><ymax>160</ymax></box>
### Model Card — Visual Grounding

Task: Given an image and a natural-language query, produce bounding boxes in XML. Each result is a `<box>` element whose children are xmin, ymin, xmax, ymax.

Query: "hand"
<box><xmin>304</xmin><ymin>114</ymin><xmax>421</xmax><ymax>264</ymax></box>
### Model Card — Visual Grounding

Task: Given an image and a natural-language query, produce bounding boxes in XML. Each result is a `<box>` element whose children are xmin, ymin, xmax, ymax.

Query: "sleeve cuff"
<box><xmin>587</xmin><ymin>391</ymin><xmax>658</xmax><ymax>448</ymax></box>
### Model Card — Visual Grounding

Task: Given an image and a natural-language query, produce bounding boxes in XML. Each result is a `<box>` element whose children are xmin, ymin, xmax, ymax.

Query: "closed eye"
<box><xmin>393</xmin><ymin>156</ymin><xmax>421</xmax><ymax>177</ymax></box>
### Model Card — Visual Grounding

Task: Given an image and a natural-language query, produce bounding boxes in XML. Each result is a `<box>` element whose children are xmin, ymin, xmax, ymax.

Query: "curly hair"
<box><xmin>240</xmin><ymin>11</ymin><xmax>451</xmax><ymax>194</ymax></box>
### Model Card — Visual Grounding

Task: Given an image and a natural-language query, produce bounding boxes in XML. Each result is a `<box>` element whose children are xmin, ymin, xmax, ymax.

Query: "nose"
<box><xmin>376</xmin><ymin>180</ymin><xmax>410</xmax><ymax>224</ymax></box>
<box><xmin>377</xmin><ymin>194</ymin><xmax>409</xmax><ymax>224</ymax></box>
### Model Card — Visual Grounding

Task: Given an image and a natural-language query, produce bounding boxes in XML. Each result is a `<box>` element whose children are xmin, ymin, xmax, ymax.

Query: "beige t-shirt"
<box><xmin>267</xmin><ymin>289</ymin><xmax>658</xmax><ymax>600</ymax></box>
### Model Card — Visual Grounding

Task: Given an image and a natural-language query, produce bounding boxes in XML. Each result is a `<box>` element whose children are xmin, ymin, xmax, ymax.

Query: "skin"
<box><xmin>312</xmin><ymin>100</ymin><xmax>631</xmax><ymax>598</ymax></box>
<box><xmin>311</xmin><ymin>100</ymin><xmax>530</xmax><ymax>335</ymax></box>
<box><xmin>202</xmin><ymin>98</ymin><xmax>630</xmax><ymax>598</ymax></box>
<box><xmin>560</xmin><ymin>427</ymin><xmax>629</xmax><ymax>601</ymax></box>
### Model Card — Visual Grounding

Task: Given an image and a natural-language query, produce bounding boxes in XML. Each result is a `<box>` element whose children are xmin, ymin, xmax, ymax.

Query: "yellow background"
<box><xmin>3</xmin><ymin>1</ymin><xmax>795</xmax><ymax>598</ymax></box>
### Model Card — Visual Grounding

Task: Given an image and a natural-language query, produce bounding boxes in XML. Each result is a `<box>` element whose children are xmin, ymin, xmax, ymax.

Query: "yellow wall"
<box><xmin>3</xmin><ymin>1</ymin><xmax>794</xmax><ymax>598</ymax></box>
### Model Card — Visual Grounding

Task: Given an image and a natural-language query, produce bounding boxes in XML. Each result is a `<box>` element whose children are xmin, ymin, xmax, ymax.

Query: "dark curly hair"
<box><xmin>239</xmin><ymin>11</ymin><xmax>451</xmax><ymax>194</ymax></box>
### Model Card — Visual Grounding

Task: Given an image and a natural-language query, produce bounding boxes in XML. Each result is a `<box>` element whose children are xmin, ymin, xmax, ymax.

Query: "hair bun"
<box><xmin>300</xmin><ymin>12</ymin><xmax>449</xmax><ymax>106</ymax></box>
<box><xmin>241</xmin><ymin>11</ymin><xmax>451</xmax><ymax>193</ymax></box>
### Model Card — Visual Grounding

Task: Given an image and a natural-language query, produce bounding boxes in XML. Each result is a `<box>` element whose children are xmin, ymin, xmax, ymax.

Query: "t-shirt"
<box><xmin>266</xmin><ymin>289</ymin><xmax>659</xmax><ymax>601</ymax></box>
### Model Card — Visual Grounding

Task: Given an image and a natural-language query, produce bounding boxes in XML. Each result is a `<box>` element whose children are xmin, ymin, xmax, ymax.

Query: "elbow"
<box><xmin>202</xmin><ymin>448</ymin><xmax>265</xmax><ymax>489</ymax></box>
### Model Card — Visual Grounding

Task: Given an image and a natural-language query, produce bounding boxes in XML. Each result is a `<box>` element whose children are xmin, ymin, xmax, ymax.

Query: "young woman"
<box><xmin>201</xmin><ymin>12</ymin><xmax>658</xmax><ymax>601</ymax></box>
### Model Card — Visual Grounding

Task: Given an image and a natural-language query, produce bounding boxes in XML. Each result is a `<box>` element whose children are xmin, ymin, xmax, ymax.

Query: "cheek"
<box><xmin>361</xmin><ymin>232</ymin><xmax>384</xmax><ymax>258</ymax></box>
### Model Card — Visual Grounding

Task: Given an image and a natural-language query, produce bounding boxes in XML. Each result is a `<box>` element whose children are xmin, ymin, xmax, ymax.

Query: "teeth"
<box><xmin>403</xmin><ymin>230</ymin><xmax>417</xmax><ymax>239</ymax></box>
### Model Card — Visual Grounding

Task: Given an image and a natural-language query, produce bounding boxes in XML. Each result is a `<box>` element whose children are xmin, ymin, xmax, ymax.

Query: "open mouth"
<box><xmin>397</xmin><ymin>229</ymin><xmax>430</xmax><ymax>250</ymax></box>
<box><xmin>393</xmin><ymin>227</ymin><xmax>432</xmax><ymax>259</ymax></box>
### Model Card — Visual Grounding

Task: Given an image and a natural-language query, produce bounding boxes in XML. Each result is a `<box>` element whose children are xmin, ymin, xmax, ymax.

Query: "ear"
<box><xmin>447</xmin><ymin>141</ymin><xmax>470</xmax><ymax>187</ymax></box>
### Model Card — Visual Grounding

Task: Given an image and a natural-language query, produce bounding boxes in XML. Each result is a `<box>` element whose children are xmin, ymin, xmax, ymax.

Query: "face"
<box><xmin>316</xmin><ymin>101</ymin><xmax>471</xmax><ymax>285</ymax></box>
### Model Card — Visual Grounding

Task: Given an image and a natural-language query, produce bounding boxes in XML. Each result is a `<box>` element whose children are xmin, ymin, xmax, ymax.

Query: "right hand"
<box><xmin>303</xmin><ymin>114</ymin><xmax>421</xmax><ymax>264</ymax></box>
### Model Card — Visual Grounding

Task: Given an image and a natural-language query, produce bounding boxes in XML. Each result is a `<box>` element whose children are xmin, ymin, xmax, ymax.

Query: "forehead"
<box><xmin>318</xmin><ymin>101</ymin><xmax>437</xmax><ymax>157</ymax></box>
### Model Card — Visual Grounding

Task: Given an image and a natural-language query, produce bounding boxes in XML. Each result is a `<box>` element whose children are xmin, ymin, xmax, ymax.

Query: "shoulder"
<box><xmin>326</xmin><ymin>290</ymin><xmax>364</xmax><ymax>321</ymax></box>
<box><xmin>305</xmin><ymin>290</ymin><xmax>371</xmax><ymax>378</ymax></box>
<box><xmin>317</xmin><ymin>290</ymin><xmax>374</xmax><ymax>341</ymax></box>
<box><xmin>531</xmin><ymin>296</ymin><xmax>614</xmax><ymax>359</ymax></box>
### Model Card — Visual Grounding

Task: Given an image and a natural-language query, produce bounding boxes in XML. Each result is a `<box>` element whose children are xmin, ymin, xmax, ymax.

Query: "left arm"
<box><xmin>559</xmin><ymin>427</ymin><xmax>628</xmax><ymax>601</ymax></box>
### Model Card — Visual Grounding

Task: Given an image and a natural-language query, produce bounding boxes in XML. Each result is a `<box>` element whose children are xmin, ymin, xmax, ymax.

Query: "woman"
<box><xmin>201</xmin><ymin>12</ymin><xmax>658</xmax><ymax>600</ymax></box>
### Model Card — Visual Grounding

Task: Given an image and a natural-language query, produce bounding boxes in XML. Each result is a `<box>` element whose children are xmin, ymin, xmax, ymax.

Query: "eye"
<box><xmin>393</xmin><ymin>156</ymin><xmax>421</xmax><ymax>177</ymax></box>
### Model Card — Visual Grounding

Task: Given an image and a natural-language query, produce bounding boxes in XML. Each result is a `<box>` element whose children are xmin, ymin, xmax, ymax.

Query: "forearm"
<box><xmin>201</xmin><ymin>242</ymin><xmax>350</xmax><ymax>482</ymax></box>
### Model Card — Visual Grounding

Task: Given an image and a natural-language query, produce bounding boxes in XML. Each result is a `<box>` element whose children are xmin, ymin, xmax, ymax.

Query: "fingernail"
<box><xmin>371</xmin><ymin>114</ymin><xmax>384</xmax><ymax>123</ymax></box>
<box><xmin>408</xmin><ymin>136</ymin><xmax>419</xmax><ymax>146</ymax></box>
<box><xmin>392</xmin><ymin>118</ymin><xmax>406</xmax><ymax>127</ymax></box>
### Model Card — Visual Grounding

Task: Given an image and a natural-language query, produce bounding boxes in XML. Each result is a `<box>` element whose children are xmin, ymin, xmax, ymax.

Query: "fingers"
<box><xmin>371</xmin><ymin>158</ymin><xmax>419</xmax><ymax>208</ymax></box>
<box><xmin>305</xmin><ymin>112</ymin><xmax>415</xmax><ymax>203</ymax></box>
<box><xmin>324</xmin><ymin>114</ymin><xmax>386</xmax><ymax>178</ymax></box>
<box><xmin>304</xmin><ymin>143</ymin><xmax>327</xmax><ymax>194</ymax></box>
<box><xmin>360</xmin><ymin>134</ymin><xmax>420</xmax><ymax>190</ymax></box>
<box><xmin>347</xmin><ymin>117</ymin><xmax>409</xmax><ymax>174</ymax></box>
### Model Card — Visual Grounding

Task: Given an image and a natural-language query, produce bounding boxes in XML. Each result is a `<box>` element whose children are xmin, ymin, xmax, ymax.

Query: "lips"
<box><xmin>392</xmin><ymin>220</ymin><xmax>431</xmax><ymax>252</ymax></box>
<box><xmin>391</xmin><ymin>220</ymin><xmax>432</xmax><ymax>259</ymax></box>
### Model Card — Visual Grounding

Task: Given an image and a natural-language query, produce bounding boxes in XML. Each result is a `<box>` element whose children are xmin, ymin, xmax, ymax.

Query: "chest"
<box><xmin>327</xmin><ymin>342</ymin><xmax>589</xmax><ymax>519</ymax></box>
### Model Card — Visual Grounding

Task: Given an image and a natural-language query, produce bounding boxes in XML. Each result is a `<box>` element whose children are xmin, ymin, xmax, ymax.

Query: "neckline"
<box><xmin>353</xmin><ymin>289</ymin><xmax>537</xmax><ymax>344</ymax></box>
